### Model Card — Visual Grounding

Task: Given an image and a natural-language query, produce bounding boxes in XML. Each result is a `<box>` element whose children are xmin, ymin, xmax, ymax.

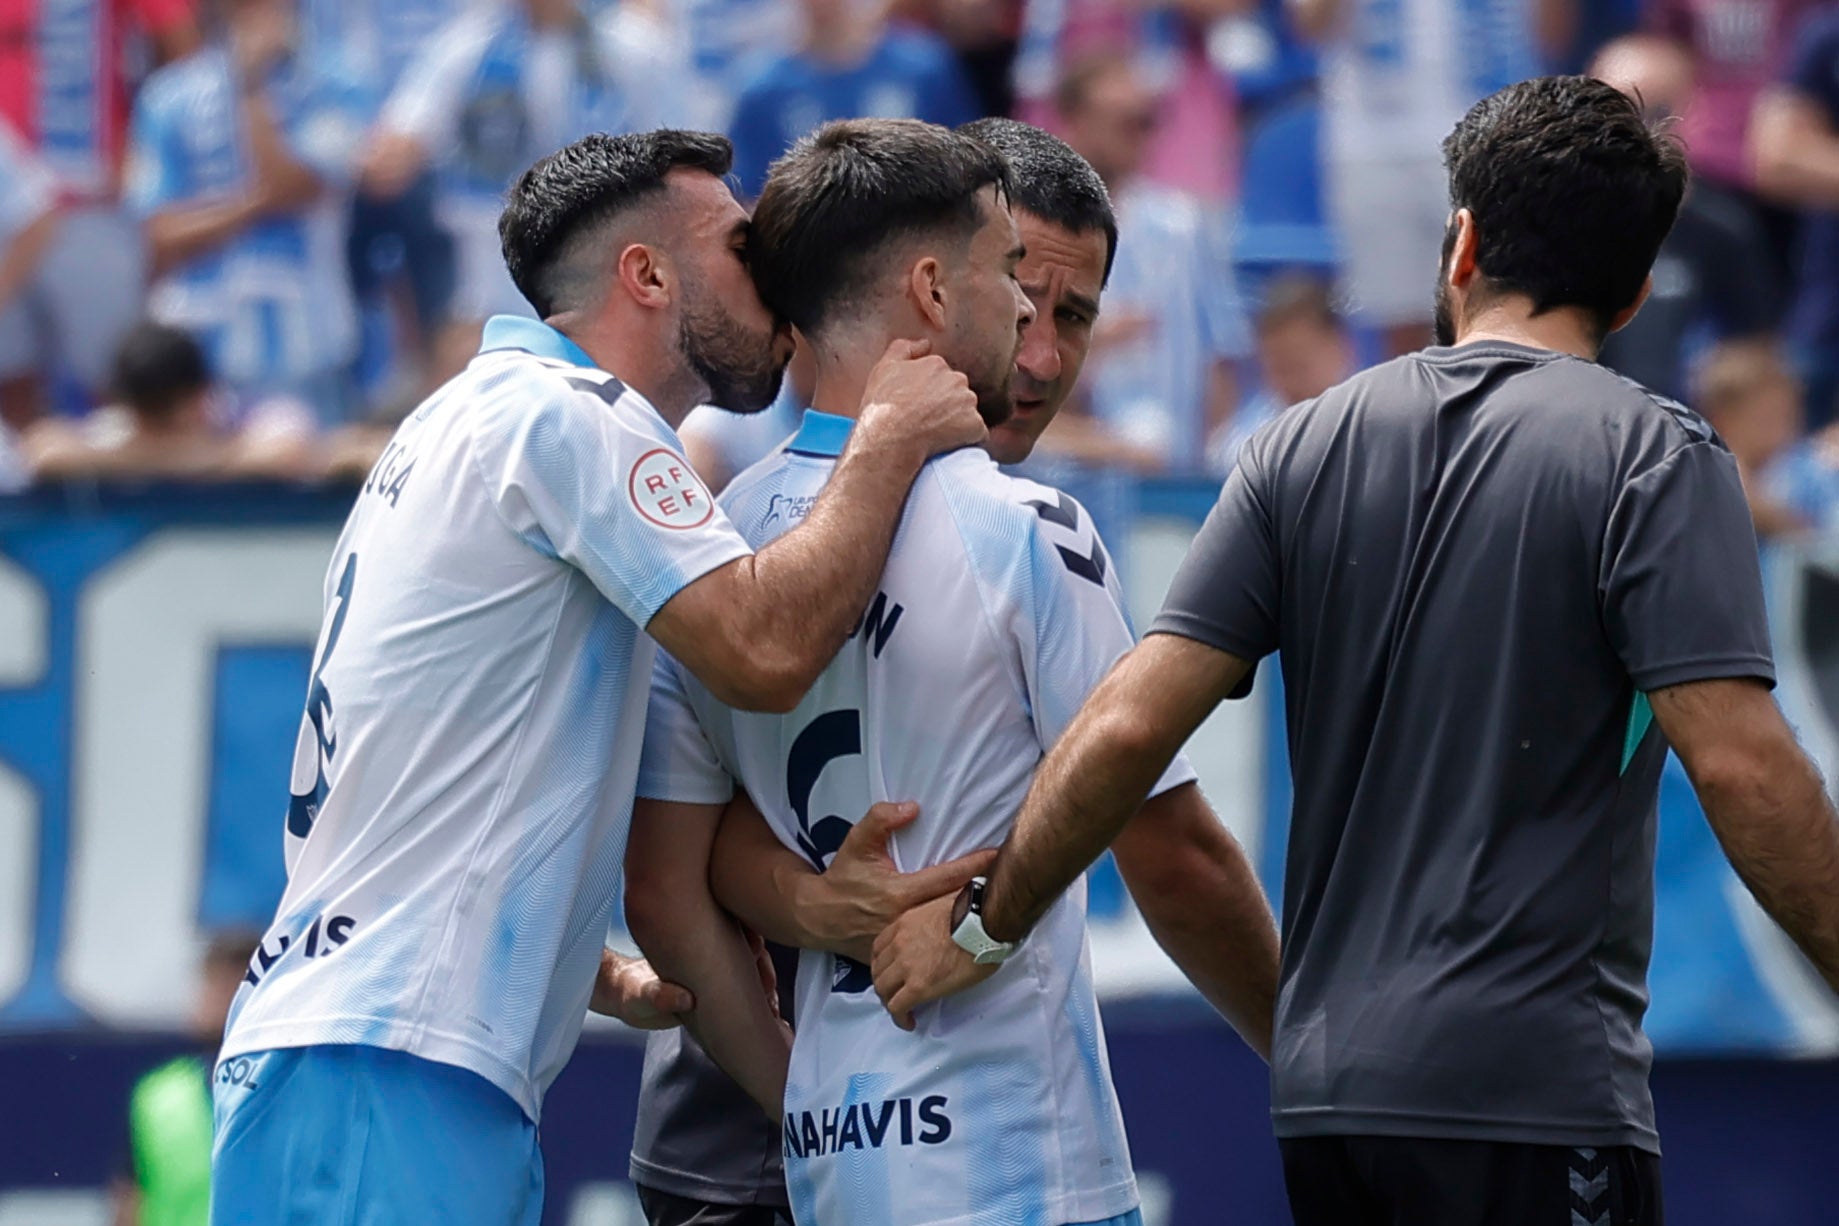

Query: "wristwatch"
<box><xmin>949</xmin><ymin>877</ymin><xmax>1018</xmax><ymax>965</ymax></box>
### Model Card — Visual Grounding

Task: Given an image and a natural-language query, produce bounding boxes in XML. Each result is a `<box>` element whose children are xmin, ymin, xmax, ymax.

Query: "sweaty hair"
<box><xmin>749</xmin><ymin>118</ymin><xmax>1012</xmax><ymax>336</ymax></box>
<box><xmin>1441</xmin><ymin>75</ymin><xmax>1688</xmax><ymax>341</ymax></box>
<box><xmin>499</xmin><ymin>130</ymin><xmax>734</xmax><ymax>318</ymax></box>
<box><xmin>111</xmin><ymin>321</ymin><xmax>212</xmax><ymax>420</ymax></box>
<box><xmin>958</xmin><ymin>117</ymin><xmax>1118</xmax><ymax>285</ymax></box>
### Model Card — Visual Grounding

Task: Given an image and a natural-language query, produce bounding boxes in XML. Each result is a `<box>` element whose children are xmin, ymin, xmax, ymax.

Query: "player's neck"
<box><xmin>807</xmin><ymin>360</ymin><xmax>873</xmax><ymax>423</ymax></box>
<box><xmin>804</xmin><ymin>328</ymin><xmax>904</xmax><ymax>422</ymax></box>
<box><xmin>1454</xmin><ymin>298</ymin><xmax>1602</xmax><ymax>363</ymax></box>
<box><xmin>547</xmin><ymin>313</ymin><xmax>698</xmax><ymax>429</ymax></box>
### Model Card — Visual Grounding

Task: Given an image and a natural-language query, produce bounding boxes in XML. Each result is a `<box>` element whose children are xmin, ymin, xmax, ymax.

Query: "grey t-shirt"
<box><xmin>629</xmin><ymin>942</ymin><xmax>796</xmax><ymax>1205</ymax></box>
<box><xmin>1151</xmin><ymin>341</ymin><xmax>1776</xmax><ymax>1153</ymax></box>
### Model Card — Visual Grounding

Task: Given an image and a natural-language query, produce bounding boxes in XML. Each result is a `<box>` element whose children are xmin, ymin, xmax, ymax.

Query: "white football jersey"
<box><xmin>639</xmin><ymin>409</ymin><xmax>1196</xmax><ymax>1226</ymax></box>
<box><xmin>219</xmin><ymin>316</ymin><xmax>750</xmax><ymax>1121</ymax></box>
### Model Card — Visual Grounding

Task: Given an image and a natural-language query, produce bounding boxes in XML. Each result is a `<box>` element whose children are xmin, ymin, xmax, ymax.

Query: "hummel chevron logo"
<box><xmin>1026</xmin><ymin>491</ymin><xmax>1108</xmax><ymax>587</ymax></box>
<box><xmin>1026</xmin><ymin>490</ymin><xmax>1080</xmax><ymax>532</ymax></box>
<box><xmin>1569</xmin><ymin>1148</ymin><xmax>1610</xmax><ymax>1226</ymax></box>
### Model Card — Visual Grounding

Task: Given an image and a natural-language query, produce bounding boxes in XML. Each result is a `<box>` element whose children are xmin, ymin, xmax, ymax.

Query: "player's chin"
<box><xmin>708</xmin><ymin>364</ymin><xmax>786</xmax><ymax>416</ymax></box>
<box><xmin>985</xmin><ymin>423</ymin><xmax>1031</xmax><ymax>467</ymax></box>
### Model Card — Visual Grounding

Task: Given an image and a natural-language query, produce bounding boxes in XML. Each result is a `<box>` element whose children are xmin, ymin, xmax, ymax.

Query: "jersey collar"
<box><xmin>787</xmin><ymin>409</ymin><xmax>855</xmax><ymax>458</ymax></box>
<box><xmin>479</xmin><ymin>316</ymin><xmax>596</xmax><ymax>369</ymax></box>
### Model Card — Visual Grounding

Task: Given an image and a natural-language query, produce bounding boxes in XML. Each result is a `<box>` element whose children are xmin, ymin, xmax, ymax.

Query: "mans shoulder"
<box><xmin>934</xmin><ymin>454</ymin><xmax>1113</xmax><ymax>590</ymax></box>
<box><xmin>463</xmin><ymin>351</ymin><xmax>676</xmax><ymax>454</ymax></box>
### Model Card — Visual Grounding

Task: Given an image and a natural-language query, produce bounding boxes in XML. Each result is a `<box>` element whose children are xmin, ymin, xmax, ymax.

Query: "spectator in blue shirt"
<box><xmin>0</xmin><ymin>118</ymin><xmax>60</xmax><ymax>439</ymax></box>
<box><xmin>360</xmin><ymin>0</ymin><xmax>688</xmax><ymax>365</ymax></box>
<box><xmin>1207</xmin><ymin>272</ymin><xmax>1352</xmax><ymax>474</ymax></box>
<box><xmin>1753</xmin><ymin>6</ymin><xmax>1839</xmax><ymax>430</ymax></box>
<box><xmin>303</xmin><ymin>0</ymin><xmax>463</xmax><ymax>410</ymax></box>
<box><xmin>1056</xmin><ymin>51</ymin><xmax>1250</xmax><ymax>474</ymax></box>
<box><xmin>126</xmin><ymin>0</ymin><xmax>371</xmax><ymax>424</ymax></box>
<box><xmin>727</xmin><ymin>0</ymin><xmax>981</xmax><ymax>199</ymax></box>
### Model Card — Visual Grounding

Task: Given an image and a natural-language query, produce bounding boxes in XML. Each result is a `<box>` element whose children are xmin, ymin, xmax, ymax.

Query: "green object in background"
<box><xmin>129</xmin><ymin>1055</ymin><xmax>214</xmax><ymax>1226</ymax></box>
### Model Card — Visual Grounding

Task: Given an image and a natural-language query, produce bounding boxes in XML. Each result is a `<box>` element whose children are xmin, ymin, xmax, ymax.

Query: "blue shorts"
<box><xmin>211</xmin><ymin>1044</ymin><xmax>543</xmax><ymax>1226</ymax></box>
<box><xmin>1073</xmin><ymin>1213</ymin><xmax>1143</xmax><ymax>1226</ymax></box>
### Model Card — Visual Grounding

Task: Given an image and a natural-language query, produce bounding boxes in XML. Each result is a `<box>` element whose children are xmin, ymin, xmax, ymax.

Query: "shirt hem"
<box><xmin>1628</xmin><ymin>655</ymin><xmax>1776</xmax><ymax>693</ymax></box>
<box><xmin>1271</xmin><ymin>1107</ymin><xmax>1660</xmax><ymax>1156</ymax></box>
<box><xmin>627</xmin><ymin>1155</ymin><xmax>789</xmax><ymax>1207</ymax></box>
<box><xmin>218</xmin><ymin>1019</ymin><xmax>541</xmax><ymax>1122</ymax></box>
<box><xmin>1144</xmin><ymin>617</ymin><xmax>1270</xmax><ymax>669</ymax></box>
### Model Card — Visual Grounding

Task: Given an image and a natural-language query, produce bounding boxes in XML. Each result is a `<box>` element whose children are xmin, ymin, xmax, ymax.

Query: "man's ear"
<box><xmin>1447</xmin><ymin>208</ymin><xmax>1481</xmax><ymax>291</ymax></box>
<box><xmin>615</xmin><ymin>242</ymin><xmax>673</xmax><ymax>310</ymax></box>
<box><xmin>1607</xmin><ymin>273</ymin><xmax>1654</xmax><ymax>336</ymax></box>
<box><xmin>905</xmin><ymin>256</ymin><xmax>948</xmax><ymax>332</ymax></box>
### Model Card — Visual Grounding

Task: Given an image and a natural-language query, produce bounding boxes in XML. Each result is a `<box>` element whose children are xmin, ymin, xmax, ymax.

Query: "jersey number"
<box><xmin>286</xmin><ymin>552</ymin><xmax>356</xmax><ymax>840</ymax></box>
<box><xmin>786</xmin><ymin>708</ymin><xmax>873</xmax><ymax>994</ymax></box>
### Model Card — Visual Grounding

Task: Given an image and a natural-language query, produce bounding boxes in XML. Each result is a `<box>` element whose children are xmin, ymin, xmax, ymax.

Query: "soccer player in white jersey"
<box><xmin>208</xmin><ymin>129</ymin><xmax>989</xmax><ymax>1226</ymax></box>
<box><xmin>626</xmin><ymin>118</ymin><xmax>1280</xmax><ymax>1226</ymax></box>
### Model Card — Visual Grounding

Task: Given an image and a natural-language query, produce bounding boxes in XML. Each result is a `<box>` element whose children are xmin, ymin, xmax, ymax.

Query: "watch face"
<box><xmin>950</xmin><ymin>880</ymin><xmax>978</xmax><ymax>931</ymax></box>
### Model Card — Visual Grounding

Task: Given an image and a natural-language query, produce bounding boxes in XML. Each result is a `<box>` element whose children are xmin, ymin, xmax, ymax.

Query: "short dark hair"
<box><xmin>111</xmin><ymin>321</ymin><xmax>211</xmax><ymax>419</ymax></box>
<box><xmin>1256</xmin><ymin>273</ymin><xmax>1343</xmax><ymax>335</ymax></box>
<box><xmin>958</xmin><ymin>117</ymin><xmax>1118</xmax><ymax>285</ymax></box>
<box><xmin>749</xmin><ymin>119</ymin><xmax>1012</xmax><ymax>336</ymax></box>
<box><xmin>499</xmin><ymin>130</ymin><xmax>734</xmax><ymax>318</ymax></box>
<box><xmin>1442</xmin><ymin>75</ymin><xmax>1688</xmax><ymax>340</ymax></box>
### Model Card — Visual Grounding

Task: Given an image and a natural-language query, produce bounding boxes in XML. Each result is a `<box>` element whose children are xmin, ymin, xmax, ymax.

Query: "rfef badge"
<box><xmin>628</xmin><ymin>448</ymin><xmax>715</xmax><ymax>529</ymax></box>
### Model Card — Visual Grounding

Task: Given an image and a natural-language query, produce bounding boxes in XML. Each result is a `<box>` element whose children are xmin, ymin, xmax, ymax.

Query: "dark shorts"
<box><xmin>1280</xmin><ymin>1136</ymin><xmax>1663</xmax><ymax>1226</ymax></box>
<box><xmin>635</xmin><ymin>1185</ymin><xmax>794</xmax><ymax>1226</ymax></box>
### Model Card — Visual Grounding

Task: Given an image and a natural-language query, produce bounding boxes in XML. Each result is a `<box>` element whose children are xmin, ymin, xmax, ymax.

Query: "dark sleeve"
<box><xmin>1599</xmin><ymin>441</ymin><xmax>1776</xmax><ymax>692</ymax></box>
<box><xmin>1148</xmin><ymin>448</ymin><xmax>1281</xmax><ymax>683</ymax></box>
<box><xmin>1785</xmin><ymin>13</ymin><xmax>1839</xmax><ymax>103</ymax></box>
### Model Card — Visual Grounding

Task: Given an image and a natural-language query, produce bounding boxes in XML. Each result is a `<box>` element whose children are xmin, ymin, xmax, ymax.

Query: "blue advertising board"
<box><xmin>0</xmin><ymin>483</ymin><xmax>1834</xmax><ymax>1054</ymax></box>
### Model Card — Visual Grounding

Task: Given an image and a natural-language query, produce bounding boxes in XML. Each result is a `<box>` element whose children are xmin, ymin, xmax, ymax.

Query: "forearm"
<box><xmin>710</xmin><ymin>797</ymin><xmax>887</xmax><ymax>963</ymax></box>
<box><xmin>1694</xmin><ymin>745</ymin><xmax>1839</xmax><ymax>993</ymax></box>
<box><xmin>146</xmin><ymin>197</ymin><xmax>263</xmax><ymax>277</ymax></box>
<box><xmin>0</xmin><ymin>210</ymin><xmax>58</xmax><ymax>309</ymax></box>
<box><xmin>243</xmin><ymin>90</ymin><xmax>322</xmax><ymax>211</ymax></box>
<box><xmin>984</xmin><ymin>701</ymin><xmax>1172</xmax><ymax>943</ymax></box>
<box><xmin>737</xmin><ymin>424</ymin><xmax>926</xmax><ymax>693</ymax></box>
<box><xmin>1753</xmin><ymin>104</ymin><xmax>1839</xmax><ymax>208</ymax></box>
<box><xmin>1112</xmin><ymin>789</ymin><xmax>1279</xmax><ymax>1060</ymax></box>
<box><xmin>627</xmin><ymin>889</ymin><xmax>790</xmax><ymax>1114</ymax></box>
<box><xmin>711</xmin><ymin>800</ymin><xmax>836</xmax><ymax>952</ymax></box>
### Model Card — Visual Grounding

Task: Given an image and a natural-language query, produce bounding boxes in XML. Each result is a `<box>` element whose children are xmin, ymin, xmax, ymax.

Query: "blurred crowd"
<box><xmin>3</xmin><ymin>0</ymin><xmax>1839</xmax><ymax>538</ymax></box>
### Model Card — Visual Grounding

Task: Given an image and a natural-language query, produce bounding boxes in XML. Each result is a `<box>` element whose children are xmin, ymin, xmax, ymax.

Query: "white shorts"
<box><xmin>1326</xmin><ymin>153</ymin><xmax>1450</xmax><ymax>328</ymax></box>
<box><xmin>0</xmin><ymin>204</ymin><xmax>145</xmax><ymax>391</ymax></box>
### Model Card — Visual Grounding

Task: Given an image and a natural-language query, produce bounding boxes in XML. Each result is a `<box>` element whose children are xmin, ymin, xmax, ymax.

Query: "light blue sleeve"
<box><xmin>637</xmin><ymin>651</ymin><xmax>736</xmax><ymax>804</ymax></box>
<box><xmin>124</xmin><ymin>84</ymin><xmax>187</xmax><ymax>218</ymax></box>
<box><xmin>476</xmin><ymin>376</ymin><xmax>754</xmax><ymax>627</ymax></box>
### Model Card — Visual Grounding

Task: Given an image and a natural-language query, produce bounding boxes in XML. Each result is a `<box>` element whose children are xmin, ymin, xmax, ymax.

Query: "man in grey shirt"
<box><xmin>873</xmin><ymin>77</ymin><xmax>1839</xmax><ymax>1226</ymax></box>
